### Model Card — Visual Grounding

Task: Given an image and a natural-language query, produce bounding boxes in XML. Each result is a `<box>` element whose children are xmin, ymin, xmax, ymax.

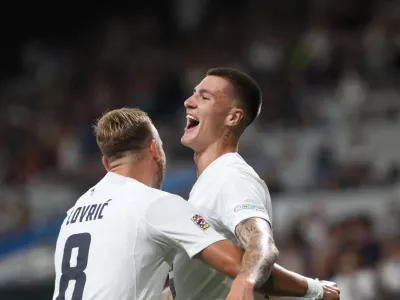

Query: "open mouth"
<box><xmin>186</xmin><ymin>115</ymin><xmax>200</xmax><ymax>130</ymax></box>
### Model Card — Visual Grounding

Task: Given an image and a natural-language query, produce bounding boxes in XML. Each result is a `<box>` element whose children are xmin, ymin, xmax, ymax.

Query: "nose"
<box><xmin>184</xmin><ymin>95</ymin><xmax>197</xmax><ymax>109</ymax></box>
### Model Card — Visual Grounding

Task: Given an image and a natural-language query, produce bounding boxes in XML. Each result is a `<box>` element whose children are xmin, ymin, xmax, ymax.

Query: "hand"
<box><xmin>321</xmin><ymin>280</ymin><xmax>340</xmax><ymax>300</ymax></box>
<box><xmin>226</xmin><ymin>277</ymin><xmax>255</xmax><ymax>300</ymax></box>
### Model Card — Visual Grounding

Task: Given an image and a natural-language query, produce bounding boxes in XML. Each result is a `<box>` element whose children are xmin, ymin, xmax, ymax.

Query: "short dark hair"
<box><xmin>94</xmin><ymin>108</ymin><xmax>153</xmax><ymax>160</ymax></box>
<box><xmin>206</xmin><ymin>67</ymin><xmax>262</xmax><ymax>127</ymax></box>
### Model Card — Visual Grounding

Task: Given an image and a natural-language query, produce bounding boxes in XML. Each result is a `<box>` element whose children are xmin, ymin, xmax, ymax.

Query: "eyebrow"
<box><xmin>194</xmin><ymin>88</ymin><xmax>215</xmax><ymax>97</ymax></box>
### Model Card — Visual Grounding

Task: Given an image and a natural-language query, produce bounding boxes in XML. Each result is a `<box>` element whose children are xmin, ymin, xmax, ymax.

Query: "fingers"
<box><xmin>329</xmin><ymin>287</ymin><xmax>340</xmax><ymax>294</ymax></box>
<box><xmin>323</xmin><ymin>291</ymin><xmax>340</xmax><ymax>299</ymax></box>
<box><xmin>324</xmin><ymin>285</ymin><xmax>340</xmax><ymax>292</ymax></box>
<box><xmin>321</xmin><ymin>280</ymin><xmax>338</xmax><ymax>287</ymax></box>
<box><xmin>323</xmin><ymin>288</ymin><xmax>340</xmax><ymax>300</ymax></box>
<box><xmin>320</xmin><ymin>280</ymin><xmax>340</xmax><ymax>299</ymax></box>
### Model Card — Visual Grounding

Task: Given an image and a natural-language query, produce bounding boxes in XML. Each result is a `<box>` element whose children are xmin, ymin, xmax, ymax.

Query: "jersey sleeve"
<box><xmin>143</xmin><ymin>195</ymin><xmax>225</xmax><ymax>258</ymax></box>
<box><xmin>219</xmin><ymin>175</ymin><xmax>272</xmax><ymax>233</ymax></box>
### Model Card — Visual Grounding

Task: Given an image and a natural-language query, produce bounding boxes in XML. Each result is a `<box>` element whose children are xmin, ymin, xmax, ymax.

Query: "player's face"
<box><xmin>181</xmin><ymin>76</ymin><xmax>233</xmax><ymax>152</ymax></box>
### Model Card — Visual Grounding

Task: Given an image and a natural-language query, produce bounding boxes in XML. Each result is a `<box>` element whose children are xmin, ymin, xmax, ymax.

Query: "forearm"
<box><xmin>260</xmin><ymin>263</ymin><xmax>308</xmax><ymax>296</ymax></box>
<box><xmin>235</xmin><ymin>218</ymin><xmax>279</xmax><ymax>288</ymax></box>
<box><xmin>259</xmin><ymin>264</ymin><xmax>330</xmax><ymax>299</ymax></box>
<box><xmin>196</xmin><ymin>240</ymin><xmax>243</xmax><ymax>279</ymax></box>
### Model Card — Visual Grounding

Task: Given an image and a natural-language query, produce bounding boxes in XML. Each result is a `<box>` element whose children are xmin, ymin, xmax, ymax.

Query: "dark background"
<box><xmin>0</xmin><ymin>0</ymin><xmax>399</xmax><ymax>299</ymax></box>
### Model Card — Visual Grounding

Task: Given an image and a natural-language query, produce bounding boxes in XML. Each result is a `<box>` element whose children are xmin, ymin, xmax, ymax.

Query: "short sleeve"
<box><xmin>143</xmin><ymin>195</ymin><xmax>225</xmax><ymax>258</ymax></box>
<box><xmin>219</xmin><ymin>176</ymin><xmax>272</xmax><ymax>233</ymax></box>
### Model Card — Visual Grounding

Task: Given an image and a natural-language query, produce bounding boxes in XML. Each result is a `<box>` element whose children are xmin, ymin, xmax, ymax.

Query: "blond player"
<box><xmin>52</xmin><ymin>108</ymin><xmax>253</xmax><ymax>300</ymax></box>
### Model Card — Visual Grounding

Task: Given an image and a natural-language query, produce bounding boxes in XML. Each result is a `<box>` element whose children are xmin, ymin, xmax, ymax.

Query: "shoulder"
<box><xmin>220</xmin><ymin>153</ymin><xmax>263</xmax><ymax>181</ymax></box>
<box><xmin>151</xmin><ymin>189</ymin><xmax>186</xmax><ymax>203</ymax></box>
<box><xmin>221</xmin><ymin>164</ymin><xmax>267</xmax><ymax>193</ymax></box>
<box><xmin>125</xmin><ymin>180</ymin><xmax>185</xmax><ymax>202</ymax></box>
<box><xmin>217</xmin><ymin>162</ymin><xmax>271</xmax><ymax>207</ymax></box>
<box><xmin>141</xmin><ymin>188</ymin><xmax>188</xmax><ymax>213</ymax></box>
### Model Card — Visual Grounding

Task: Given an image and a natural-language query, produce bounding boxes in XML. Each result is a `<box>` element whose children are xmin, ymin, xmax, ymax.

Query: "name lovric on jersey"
<box><xmin>65</xmin><ymin>199</ymin><xmax>112</xmax><ymax>225</ymax></box>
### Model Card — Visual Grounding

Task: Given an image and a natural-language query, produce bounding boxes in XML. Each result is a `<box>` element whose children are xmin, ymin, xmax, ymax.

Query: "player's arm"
<box><xmin>261</xmin><ymin>264</ymin><xmax>340</xmax><ymax>299</ymax></box>
<box><xmin>261</xmin><ymin>264</ymin><xmax>308</xmax><ymax>296</ymax></box>
<box><xmin>233</xmin><ymin>220</ymin><xmax>339</xmax><ymax>298</ymax></box>
<box><xmin>144</xmin><ymin>195</ymin><xmax>243</xmax><ymax>279</ymax></box>
<box><xmin>194</xmin><ymin>239</ymin><xmax>244</xmax><ymax>279</ymax></box>
<box><xmin>219</xmin><ymin>176</ymin><xmax>338</xmax><ymax>298</ymax></box>
<box><xmin>219</xmin><ymin>177</ymin><xmax>278</xmax><ymax>291</ymax></box>
<box><xmin>221</xmin><ymin>177</ymin><xmax>339</xmax><ymax>299</ymax></box>
<box><xmin>233</xmin><ymin>217</ymin><xmax>279</xmax><ymax>288</ymax></box>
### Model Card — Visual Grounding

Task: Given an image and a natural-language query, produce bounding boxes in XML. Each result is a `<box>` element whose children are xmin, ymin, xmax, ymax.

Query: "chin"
<box><xmin>181</xmin><ymin>134</ymin><xmax>197</xmax><ymax>151</ymax></box>
<box><xmin>181</xmin><ymin>134</ymin><xmax>191</xmax><ymax>146</ymax></box>
<box><xmin>180</xmin><ymin>135</ymin><xmax>187</xmax><ymax>145</ymax></box>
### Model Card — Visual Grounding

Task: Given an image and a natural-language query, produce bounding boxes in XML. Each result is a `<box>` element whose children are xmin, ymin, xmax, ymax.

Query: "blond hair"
<box><xmin>94</xmin><ymin>108</ymin><xmax>153</xmax><ymax>160</ymax></box>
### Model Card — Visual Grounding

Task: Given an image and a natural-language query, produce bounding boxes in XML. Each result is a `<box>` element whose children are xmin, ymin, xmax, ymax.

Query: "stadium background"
<box><xmin>0</xmin><ymin>0</ymin><xmax>400</xmax><ymax>299</ymax></box>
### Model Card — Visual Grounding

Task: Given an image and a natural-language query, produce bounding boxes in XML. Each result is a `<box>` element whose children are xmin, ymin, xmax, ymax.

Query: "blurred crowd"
<box><xmin>1</xmin><ymin>0</ymin><xmax>400</xmax><ymax>191</ymax></box>
<box><xmin>1</xmin><ymin>0</ymin><xmax>400</xmax><ymax>297</ymax></box>
<box><xmin>274</xmin><ymin>208</ymin><xmax>400</xmax><ymax>300</ymax></box>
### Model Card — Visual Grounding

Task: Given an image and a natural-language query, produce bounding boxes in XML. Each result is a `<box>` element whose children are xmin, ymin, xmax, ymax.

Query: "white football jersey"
<box><xmin>52</xmin><ymin>172</ymin><xmax>225</xmax><ymax>300</ymax></box>
<box><xmin>172</xmin><ymin>153</ymin><xmax>272</xmax><ymax>300</ymax></box>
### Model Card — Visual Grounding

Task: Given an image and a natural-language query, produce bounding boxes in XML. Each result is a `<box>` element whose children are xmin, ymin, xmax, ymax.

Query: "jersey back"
<box><xmin>53</xmin><ymin>172</ymin><xmax>224</xmax><ymax>300</ymax></box>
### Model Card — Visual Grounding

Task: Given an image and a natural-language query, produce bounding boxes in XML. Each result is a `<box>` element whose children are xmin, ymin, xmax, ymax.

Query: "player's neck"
<box><xmin>110</xmin><ymin>163</ymin><xmax>155</xmax><ymax>188</ymax></box>
<box><xmin>194</xmin><ymin>137</ymin><xmax>238</xmax><ymax>177</ymax></box>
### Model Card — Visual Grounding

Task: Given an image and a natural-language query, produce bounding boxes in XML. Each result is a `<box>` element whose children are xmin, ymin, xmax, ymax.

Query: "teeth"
<box><xmin>187</xmin><ymin>115</ymin><xmax>199</xmax><ymax>122</ymax></box>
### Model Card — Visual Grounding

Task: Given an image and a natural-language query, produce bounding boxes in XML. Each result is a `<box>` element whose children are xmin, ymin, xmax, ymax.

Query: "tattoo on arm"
<box><xmin>235</xmin><ymin>217</ymin><xmax>279</xmax><ymax>288</ymax></box>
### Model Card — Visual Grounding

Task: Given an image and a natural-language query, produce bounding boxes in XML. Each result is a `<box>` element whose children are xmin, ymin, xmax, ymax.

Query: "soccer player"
<box><xmin>169</xmin><ymin>68</ymin><xmax>341</xmax><ymax>300</ymax></box>
<box><xmin>52</xmin><ymin>108</ymin><xmax>255</xmax><ymax>300</ymax></box>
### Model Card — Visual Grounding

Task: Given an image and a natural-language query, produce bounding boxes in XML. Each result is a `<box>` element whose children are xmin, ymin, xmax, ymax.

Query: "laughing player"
<box><xmin>169</xmin><ymin>68</ymin><xmax>340</xmax><ymax>300</ymax></box>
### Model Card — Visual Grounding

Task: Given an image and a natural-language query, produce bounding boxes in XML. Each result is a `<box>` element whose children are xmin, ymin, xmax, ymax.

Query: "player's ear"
<box><xmin>149</xmin><ymin>139</ymin><xmax>161</xmax><ymax>162</ymax></box>
<box><xmin>102</xmin><ymin>156</ymin><xmax>110</xmax><ymax>171</ymax></box>
<box><xmin>226</xmin><ymin>107</ymin><xmax>243</xmax><ymax>127</ymax></box>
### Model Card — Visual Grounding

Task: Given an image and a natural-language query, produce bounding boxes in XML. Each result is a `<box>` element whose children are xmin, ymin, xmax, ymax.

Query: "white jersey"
<box><xmin>52</xmin><ymin>172</ymin><xmax>225</xmax><ymax>300</ymax></box>
<box><xmin>172</xmin><ymin>153</ymin><xmax>272</xmax><ymax>300</ymax></box>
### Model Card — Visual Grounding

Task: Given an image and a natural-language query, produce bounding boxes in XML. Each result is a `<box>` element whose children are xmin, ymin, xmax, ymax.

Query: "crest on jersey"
<box><xmin>191</xmin><ymin>214</ymin><xmax>210</xmax><ymax>231</ymax></box>
<box><xmin>233</xmin><ymin>204</ymin><xmax>266</xmax><ymax>213</ymax></box>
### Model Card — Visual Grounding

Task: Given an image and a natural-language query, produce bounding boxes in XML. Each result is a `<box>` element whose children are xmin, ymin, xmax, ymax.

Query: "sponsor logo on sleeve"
<box><xmin>191</xmin><ymin>214</ymin><xmax>210</xmax><ymax>231</ymax></box>
<box><xmin>233</xmin><ymin>204</ymin><xmax>267</xmax><ymax>213</ymax></box>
